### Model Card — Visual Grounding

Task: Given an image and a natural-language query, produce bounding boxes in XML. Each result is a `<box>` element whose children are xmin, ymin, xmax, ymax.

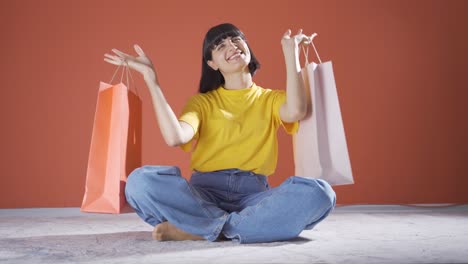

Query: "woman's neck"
<box><xmin>222</xmin><ymin>71</ymin><xmax>253</xmax><ymax>90</ymax></box>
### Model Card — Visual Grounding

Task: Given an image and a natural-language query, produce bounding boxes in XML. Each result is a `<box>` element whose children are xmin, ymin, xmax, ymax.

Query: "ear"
<box><xmin>207</xmin><ymin>60</ymin><xmax>218</xmax><ymax>71</ymax></box>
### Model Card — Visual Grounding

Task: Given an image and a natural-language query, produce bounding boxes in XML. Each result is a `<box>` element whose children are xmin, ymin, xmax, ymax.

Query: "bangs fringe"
<box><xmin>203</xmin><ymin>27</ymin><xmax>245</xmax><ymax>61</ymax></box>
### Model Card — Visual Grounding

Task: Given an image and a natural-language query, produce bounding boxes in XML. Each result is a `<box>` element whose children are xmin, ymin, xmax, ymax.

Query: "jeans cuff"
<box><xmin>206</xmin><ymin>212</ymin><xmax>230</xmax><ymax>242</ymax></box>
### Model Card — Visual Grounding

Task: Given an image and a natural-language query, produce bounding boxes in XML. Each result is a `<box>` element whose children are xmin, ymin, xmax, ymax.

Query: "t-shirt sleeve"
<box><xmin>178</xmin><ymin>95</ymin><xmax>202</xmax><ymax>152</ymax></box>
<box><xmin>271</xmin><ymin>90</ymin><xmax>299</xmax><ymax>135</ymax></box>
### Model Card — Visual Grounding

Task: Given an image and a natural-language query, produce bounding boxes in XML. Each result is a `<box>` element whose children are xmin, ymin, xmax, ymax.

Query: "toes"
<box><xmin>152</xmin><ymin>223</ymin><xmax>166</xmax><ymax>240</ymax></box>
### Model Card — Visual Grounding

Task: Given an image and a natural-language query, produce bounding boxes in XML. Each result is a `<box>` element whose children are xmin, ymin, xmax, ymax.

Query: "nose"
<box><xmin>226</xmin><ymin>39</ymin><xmax>238</xmax><ymax>51</ymax></box>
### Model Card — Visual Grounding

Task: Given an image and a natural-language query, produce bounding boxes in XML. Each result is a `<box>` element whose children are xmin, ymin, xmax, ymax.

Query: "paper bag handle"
<box><xmin>301</xmin><ymin>33</ymin><xmax>322</xmax><ymax>65</ymax></box>
<box><xmin>108</xmin><ymin>62</ymin><xmax>140</xmax><ymax>97</ymax></box>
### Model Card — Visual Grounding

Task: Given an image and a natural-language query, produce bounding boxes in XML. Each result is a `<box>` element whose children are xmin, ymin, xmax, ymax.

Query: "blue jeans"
<box><xmin>125</xmin><ymin>165</ymin><xmax>336</xmax><ymax>244</ymax></box>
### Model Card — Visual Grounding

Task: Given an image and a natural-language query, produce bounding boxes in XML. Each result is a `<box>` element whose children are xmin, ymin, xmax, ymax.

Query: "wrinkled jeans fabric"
<box><xmin>125</xmin><ymin>165</ymin><xmax>336</xmax><ymax>244</ymax></box>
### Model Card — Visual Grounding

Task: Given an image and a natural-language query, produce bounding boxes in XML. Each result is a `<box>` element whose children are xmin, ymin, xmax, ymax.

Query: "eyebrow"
<box><xmin>214</xmin><ymin>39</ymin><xmax>228</xmax><ymax>49</ymax></box>
<box><xmin>219</xmin><ymin>36</ymin><xmax>239</xmax><ymax>44</ymax></box>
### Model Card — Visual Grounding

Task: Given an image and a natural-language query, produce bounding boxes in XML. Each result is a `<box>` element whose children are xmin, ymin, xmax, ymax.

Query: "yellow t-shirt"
<box><xmin>178</xmin><ymin>83</ymin><xmax>299</xmax><ymax>176</ymax></box>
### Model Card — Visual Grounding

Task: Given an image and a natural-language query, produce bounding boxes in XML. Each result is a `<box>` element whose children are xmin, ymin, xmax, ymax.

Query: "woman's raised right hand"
<box><xmin>104</xmin><ymin>44</ymin><xmax>157</xmax><ymax>82</ymax></box>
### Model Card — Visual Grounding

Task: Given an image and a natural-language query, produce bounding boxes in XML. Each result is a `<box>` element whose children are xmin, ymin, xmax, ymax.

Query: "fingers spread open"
<box><xmin>104</xmin><ymin>58</ymin><xmax>121</xmax><ymax>66</ymax></box>
<box><xmin>310</xmin><ymin>33</ymin><xmax>318</xmax><ymax>40</ymax></box>
<box><xmin>112</xmin><ymin>49</ymin><xmax>131</xmax><ymax>59</ymax></box>
<box><xmin>134</xmin><ymin>44</ymin><xmax>145</xmax><ymax>56</ymax></box>
<box><xmin>104</xmin><ymin>53</ymin><xmax>121</xmax><ymax>60</ymax></box>
<box><xmin>104</xmin><ymin>53</ymin><xmax>125</xmax><ymax>65</ymax></box>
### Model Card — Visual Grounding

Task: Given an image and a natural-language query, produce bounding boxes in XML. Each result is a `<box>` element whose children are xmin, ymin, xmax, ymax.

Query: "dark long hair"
<box><xmin>199</xmin><ymin>23</ymin><xmax>260</xmax><ymax>93</ymax></box>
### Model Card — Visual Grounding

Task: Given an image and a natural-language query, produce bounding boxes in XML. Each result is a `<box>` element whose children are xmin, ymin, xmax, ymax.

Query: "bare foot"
<box><xmin>152</xmin><ymin>221</ymin><xmax>205</xmax><ymax>241</ymax></box>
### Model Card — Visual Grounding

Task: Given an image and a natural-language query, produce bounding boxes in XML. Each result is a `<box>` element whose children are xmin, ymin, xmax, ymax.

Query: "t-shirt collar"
<box><xmin>217</xmin><ymin>82</ymin><xmax>258</xmax><ymax>96</ymax></box>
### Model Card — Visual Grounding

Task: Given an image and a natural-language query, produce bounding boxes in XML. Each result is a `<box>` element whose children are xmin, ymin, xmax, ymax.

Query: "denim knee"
<box><xmin>125</xmin><ymin>166</ymin><xmax>147</xmax><ymax>200</ymax></box>
<box><xmin>289</xmin><ymin>177</ymin><xmax>336</xmax><ymax>210</ymax></box>
<box><xmin>315</xmin><ymin>179</ymin><xmax>337</xmax><ymax>209</ymax></box>
<box><xmin>125</xmin><ymin>165</ymin><xmax>182</xmax><ymax>200</ymax></box>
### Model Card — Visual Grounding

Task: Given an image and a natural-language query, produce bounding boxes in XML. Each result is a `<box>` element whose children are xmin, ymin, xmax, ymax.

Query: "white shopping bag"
<box><xmin>293</xmin><ymin>35</ymin><xmax>354</xmax><ymax>186</ymax></box>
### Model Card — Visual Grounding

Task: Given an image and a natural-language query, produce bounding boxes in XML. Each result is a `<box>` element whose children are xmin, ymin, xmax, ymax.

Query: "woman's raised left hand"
<box><xmin>281</xmin><ymin>29</ymin><xmax>313</xmax><ymax>57</ymax></box>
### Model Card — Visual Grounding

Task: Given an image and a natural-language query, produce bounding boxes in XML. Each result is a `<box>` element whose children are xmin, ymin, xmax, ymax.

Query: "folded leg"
<box><xmin>222</xmin><ymin>176</ymin><xmax>336</xmax><ymax>244</ymax></box>
<box><xmin>125</xmin><ymin>165</ymin><xmax>229</xmax><ymax>241</ymax></box>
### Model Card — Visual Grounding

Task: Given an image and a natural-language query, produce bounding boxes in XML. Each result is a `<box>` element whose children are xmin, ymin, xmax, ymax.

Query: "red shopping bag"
<box><xmin>293</xmin><ymin>35</ymin><xmax>354</xmax><ymax>186</ymax></box>
<box><xmin>81</xmin><ymin>63</ymin><xmax>142</xmax><ymax>213</ymax></box>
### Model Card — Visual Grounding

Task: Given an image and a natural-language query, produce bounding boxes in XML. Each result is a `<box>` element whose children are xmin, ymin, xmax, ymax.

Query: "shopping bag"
<box><xmin>81</xmin><ymin>63</ymin><xmax>142</xmax><ymax>213</ymax></box>
<box><xmin>293</xmin><ymin>35</ymin><xmax>354</xmax><ymax>186</ymax></box>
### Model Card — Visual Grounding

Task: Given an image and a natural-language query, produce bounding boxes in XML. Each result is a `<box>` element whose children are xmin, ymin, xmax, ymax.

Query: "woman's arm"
<box><xmin>280</xmin><ymin>29</ymin><xmax>308</xmax><ymax>122</ymax></box>
<box><xmin>104</xmin><ymin>45</ymin><xmax>194</xmax><ymax>147</ymax></box>
<box><xmin>143</xmin><ymin>73</ymin><xmax>195</xmax><ymax>147</ymax></box>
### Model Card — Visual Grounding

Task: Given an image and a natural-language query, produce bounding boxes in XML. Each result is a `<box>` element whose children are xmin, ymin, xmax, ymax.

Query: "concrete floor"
<box><xmin>1</xmin><ymin>205</ymin><xmax>467</xmax><ymax>264</ymax></box>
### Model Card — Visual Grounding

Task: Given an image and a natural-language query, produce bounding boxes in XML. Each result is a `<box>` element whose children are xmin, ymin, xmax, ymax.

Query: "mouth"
<box><xmin>227</xmin><ymin>51</ymin><xmax>243</xmax><ymax>61</ymax></box>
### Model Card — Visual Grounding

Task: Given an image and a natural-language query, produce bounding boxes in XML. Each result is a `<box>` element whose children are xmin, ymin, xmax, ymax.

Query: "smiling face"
<box><xmin>207</xmin><ymin>36</ymin><xmax>251</xmax><ymax>75</ymax></box>
<box><xmin>199</xmin><ymin>23</ymin><xmax>261</xmax><ymax>93</ymax></box>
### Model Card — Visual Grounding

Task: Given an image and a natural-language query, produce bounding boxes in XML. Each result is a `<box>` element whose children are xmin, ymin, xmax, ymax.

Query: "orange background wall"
<box><xmin>1</xmin><ymin>0</ymin><xmax>467</xmax><ymax>208</ymax></box>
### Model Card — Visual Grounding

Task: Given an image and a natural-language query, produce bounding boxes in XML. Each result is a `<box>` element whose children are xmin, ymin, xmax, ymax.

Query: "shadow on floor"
<box><xmin>0</xmin><ymin>231</ymin><xmax>313</xmax><ymax>262</ymax></box>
